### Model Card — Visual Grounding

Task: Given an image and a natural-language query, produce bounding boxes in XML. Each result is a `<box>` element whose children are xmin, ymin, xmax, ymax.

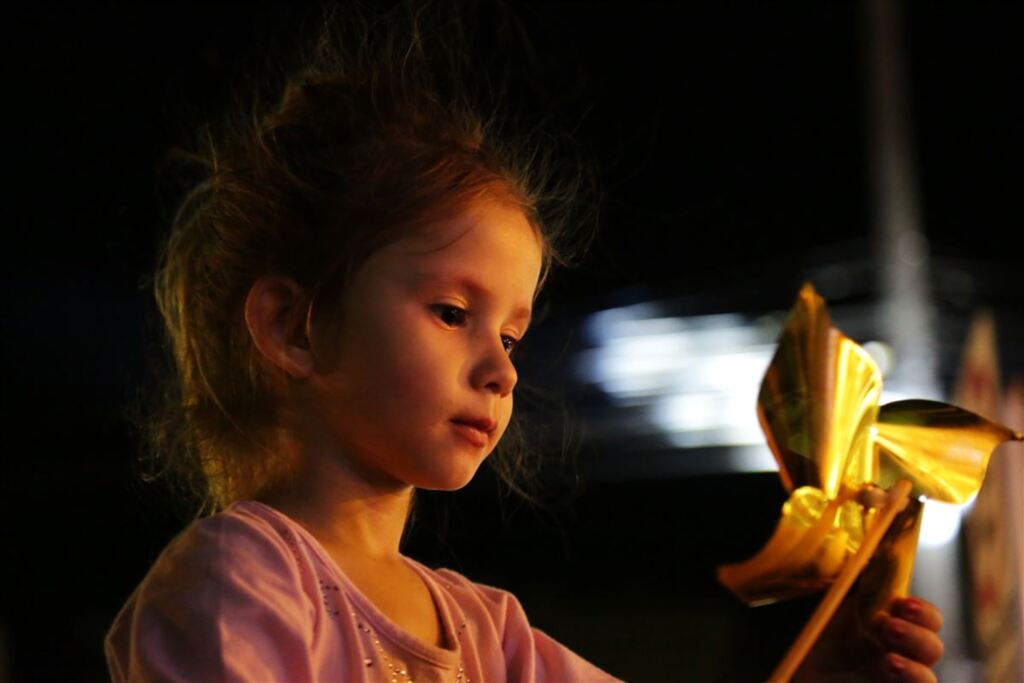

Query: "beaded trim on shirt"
<box><xmin>275</xmin><ymin>525</ymin><xmax>308</xmax><ymax>579</ymax></box>
<box><xmin>354</xmin><ymin>608</ymin><xmax>470</xmax><ymax>683</ymax></box>
<box><xmin>267</xmin><ymin>516</ymin><xmax>466</xmax><ymax>682</ymax></box>
<box><xmin>318</xmin><ymin>578</ymin><xmax>342</xmax><ymax>618</ymax></box>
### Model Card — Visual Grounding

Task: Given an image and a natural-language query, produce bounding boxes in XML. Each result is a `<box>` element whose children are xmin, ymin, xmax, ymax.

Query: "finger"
<box><xmin>883</xmin><ymin>652</ymin><xmax>937</xmax><ymax>683</ymax></box>
<box><xmin>891</xmin><ymin>597</ymin><xmax>944</xmax><ymax>632</ymax></box>
<box><xmin>878</xmin><ymin>616</ymin><xmax>945</xmax><ymax>666</ymax></box>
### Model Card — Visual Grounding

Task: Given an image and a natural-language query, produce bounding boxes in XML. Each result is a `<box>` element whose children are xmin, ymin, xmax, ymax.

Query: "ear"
<box><xmin>244</xmin><ymin>276</ymin><xmax>315</xmax><ymax>379</ymax></box>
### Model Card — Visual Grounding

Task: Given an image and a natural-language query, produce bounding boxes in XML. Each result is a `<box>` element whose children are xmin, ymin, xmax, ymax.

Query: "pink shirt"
<box><xmin>106</xmin><ymin>501</ymin><xmax>621</xmax><ymax>682</ymax></box>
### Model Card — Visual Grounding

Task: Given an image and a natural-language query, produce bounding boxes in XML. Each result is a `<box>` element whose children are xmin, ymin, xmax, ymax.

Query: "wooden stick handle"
<box><xmin>768</xmin><ymin>480</ymin><xmax>914</xmax><ymax>682</ymax></box>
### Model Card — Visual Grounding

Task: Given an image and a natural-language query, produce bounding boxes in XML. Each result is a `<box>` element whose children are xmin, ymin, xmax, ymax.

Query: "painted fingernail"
<box><xmin>900</xmin><ymin>597</ymin><xmax>922</xmax><ymax>616</ymax></box>
<box><xmin>884</xmin><ymin>618</ymin><xmax>909</xmax><ymax>643</ymax></box>
<box><xmin>887</xmin><ymin>654</ymin><xmax>906</xmax><ymax>681</ymax></box>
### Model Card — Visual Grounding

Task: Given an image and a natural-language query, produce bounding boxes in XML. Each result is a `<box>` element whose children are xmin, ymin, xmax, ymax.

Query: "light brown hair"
<box><xmin>134</xmin><ymin>3</ymin><xmax>596</xmax><ymax>515</ymax></box>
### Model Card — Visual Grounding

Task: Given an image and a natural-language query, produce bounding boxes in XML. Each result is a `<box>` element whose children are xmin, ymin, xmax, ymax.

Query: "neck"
<box><xmin>257</xmin><ymin>437</ymin><xmax>414</xmax><ymax>564</ymax></box>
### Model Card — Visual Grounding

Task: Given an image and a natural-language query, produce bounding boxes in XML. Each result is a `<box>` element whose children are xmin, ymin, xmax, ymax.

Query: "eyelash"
<box><xmin>430</xmin><ymin>304</ymin><xmax>520</xmax><ymax>355</ymax></box>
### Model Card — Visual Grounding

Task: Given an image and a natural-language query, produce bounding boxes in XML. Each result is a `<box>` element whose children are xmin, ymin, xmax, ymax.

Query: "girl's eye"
<box><xmin>431</xmin><ymin>304</ymin><xmax>520</xmax><ymax>355</ymax></box>
<box><xmin>501</xmin><ymin>335</ymin><xmax>520</xmax><ymax>356</ymax></box>
<box><xmin>432</xmin><ymin>304</ymin><xmax>468</xmax><ymax>327</ymax></box>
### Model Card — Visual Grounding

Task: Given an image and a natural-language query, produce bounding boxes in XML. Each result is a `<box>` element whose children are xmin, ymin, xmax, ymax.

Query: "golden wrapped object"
<box><xmin>718</xmin><ymin>283</ymin><xmax>1023</xmax><ymax>607</ymax></box>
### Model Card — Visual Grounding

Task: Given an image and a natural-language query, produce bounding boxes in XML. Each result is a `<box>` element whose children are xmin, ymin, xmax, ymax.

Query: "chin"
<box><xmin>413</xmin><ymin>460</ymin><xmax>487</xmax><ymax>492</ymax></box>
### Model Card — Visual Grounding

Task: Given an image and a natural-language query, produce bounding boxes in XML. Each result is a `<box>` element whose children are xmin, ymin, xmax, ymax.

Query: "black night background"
<box><xmin>4</xmin><ymin>2</ymin><xmax>1022</xmax><ymax>681</ymax></box>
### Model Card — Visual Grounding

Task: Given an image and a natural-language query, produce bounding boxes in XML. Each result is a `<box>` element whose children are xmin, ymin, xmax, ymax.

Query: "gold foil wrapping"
<box><xmin>718</xmin><ymin>283</ymin><xmax>1022</xmax><ymax>607</ymax></box>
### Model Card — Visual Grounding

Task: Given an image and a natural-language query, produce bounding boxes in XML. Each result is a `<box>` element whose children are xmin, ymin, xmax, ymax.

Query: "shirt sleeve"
<box><xmin>436</xmin><ymin>569</ymin><xmax>623</xmax><ymax>682</ymax></box>
<box><xmin>105</xmin><ymin>513</ymin><xmax>318</xmax><ymax>683</ymax></box>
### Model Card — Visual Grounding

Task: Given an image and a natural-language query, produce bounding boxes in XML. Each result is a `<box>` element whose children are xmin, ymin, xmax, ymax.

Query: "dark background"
<box><xmin>5</xmin><ymin>2</ymin><xmax>1022</xmax><ymax>681</ymax></box>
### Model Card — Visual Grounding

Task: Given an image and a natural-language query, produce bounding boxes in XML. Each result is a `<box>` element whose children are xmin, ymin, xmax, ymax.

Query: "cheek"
<box><xmin>371</xmin><ymin>329</ymin><xmax>459</xmax><ymax>418</ymax></box>
<box><xmin>391</xmin><ymin>327</ymin><xmax>451</xmax><ymax>385</ymax></box>
<box><xmin>494</xmin><ymin>396</ymin><xmax>515</xmax><ymax>443</ymax></box>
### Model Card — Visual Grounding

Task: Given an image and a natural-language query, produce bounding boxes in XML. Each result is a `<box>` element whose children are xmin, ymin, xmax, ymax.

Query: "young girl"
<box><xmin>107</xmin><ymin>7</ymin><xmax>944</xmax><ymax>682</ymax></box>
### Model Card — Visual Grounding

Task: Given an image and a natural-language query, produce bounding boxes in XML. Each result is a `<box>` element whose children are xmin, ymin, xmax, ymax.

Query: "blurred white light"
<box><xmin>896</xmin><ymin>230</ymin><xmax>928</xmax><ymax>267</ymax></box>
<box><xmin>878</xmin><ymin>386</ymin><xmax>924</xmax><ymax>405</ymax></box>
<box><xmin>577</xmin><ymin>304</ymin><xmax>840</xmax><ymax>475</ymax></box>
<box><xmin>654</xmin><ymin>384</ymin><xmax>765</xmax><ymax>445</ymax></box>
<box><xmin>721</xmin><ymin>446</ymin><xmax>778</xmax><ymax>473</ymax></box>
<box><xmin>862</xmin><ymin>340</ymin><xmax>894</xmax><ymax>377</ymax></box>
<box><xmin>917</xmin><ymin>499</ymin><xmax>964</xmax><ymax>547</ymax></box>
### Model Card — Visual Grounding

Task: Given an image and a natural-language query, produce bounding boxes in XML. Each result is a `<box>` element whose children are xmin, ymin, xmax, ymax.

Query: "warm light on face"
<box><xmin>306</xmin><ymin>198</ymin><xmax>543</xmax><ymax>492</ymax></box>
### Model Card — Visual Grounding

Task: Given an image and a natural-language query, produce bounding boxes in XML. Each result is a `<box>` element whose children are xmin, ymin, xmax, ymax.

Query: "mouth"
<box><xmin>451</xmin><ymin>416</ymin><xmax>497</xmax><ymax>433</ymax></box>
<box><xmin>450</xmin><ymin>416</ymin><xmax>497</xmax><ymax>447</ymax></box>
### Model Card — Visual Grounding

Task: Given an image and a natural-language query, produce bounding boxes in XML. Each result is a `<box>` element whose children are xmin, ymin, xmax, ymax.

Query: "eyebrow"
<box><xmin>418</xmin><ymin>272</ymin><xmax>533</xmax><ymax>326</ymax></box>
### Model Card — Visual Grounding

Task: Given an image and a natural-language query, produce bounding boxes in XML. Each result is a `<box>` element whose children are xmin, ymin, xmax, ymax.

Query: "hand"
<box><xmin>869</xmin><ymin>597</ymin><xmax>944</xmax><ymax>682</ymax></box>
<box><xmin>795</xmin><ymin>596</ymin><xmax>944</xmax><ymax>683</ymax></box>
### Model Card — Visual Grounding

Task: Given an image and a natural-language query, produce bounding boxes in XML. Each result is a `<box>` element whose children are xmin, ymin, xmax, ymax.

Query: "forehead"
<box><xmin>407</xmin><ymin>199</ymin><xmax>541</xmax><ymax>254</ymax></box>
<box><xmin>379</xmin><ymin>199</ymin><xmax>544</xmax><ymax>288</ymax></box>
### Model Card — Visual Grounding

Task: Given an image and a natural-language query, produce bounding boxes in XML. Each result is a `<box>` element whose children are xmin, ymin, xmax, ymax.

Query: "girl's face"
<box><xmin>306</xmin><ymin>197</ymin><xmax>543</xmax><ymax>491</ymax></box>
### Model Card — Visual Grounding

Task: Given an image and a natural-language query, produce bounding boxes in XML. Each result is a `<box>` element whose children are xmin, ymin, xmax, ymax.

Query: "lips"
<box><xmin>450</xmin><ymin>416</ymin><xmax>496</xmax><ymax>447</ymax></box>
<box><xmin>451</xmin><ymin>416</ymin><xmax>497</xmax><ymax>433</ymax></box>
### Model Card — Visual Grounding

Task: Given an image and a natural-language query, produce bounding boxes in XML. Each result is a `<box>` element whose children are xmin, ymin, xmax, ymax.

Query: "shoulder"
<box><xmin>106</xmin><ymin>502</ymin><xmax>323</xmax><ymax>681</ymax></box>
<box><xmin>106</xmin><ymin>503</ymin><xmax>320</xmax><ymax>680</ymax></box>
<box><xmin>414</xmin><ymin>563</ymin><xmax>529</xmax><ymax>626</ymax></box>
<box><xmin>110</xmin><ymin>501</ymin><xmax>321</xmax><ymax>640</ymax></box>
<box><xmin>143</xmin><ymin>502</ymin><xmax>309</xmax><ymax>592</ymax></box>
<box><xmin>426</xmin><ymin>565</ymin><xmax>514</xmax><ymax>601</ymax></box>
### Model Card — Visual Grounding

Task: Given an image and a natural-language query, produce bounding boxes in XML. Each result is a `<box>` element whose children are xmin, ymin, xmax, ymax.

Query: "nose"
<box><xmin>470</xmin><ymin>336</ymin><xmax>518</xmax><ymax>397</ymax></box>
